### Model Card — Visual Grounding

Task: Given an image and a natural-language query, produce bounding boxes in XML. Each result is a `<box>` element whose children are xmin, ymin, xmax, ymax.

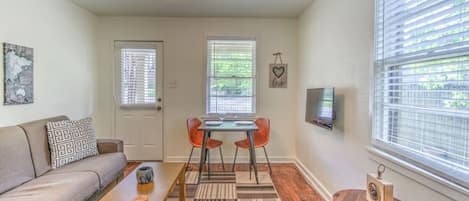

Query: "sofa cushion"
<box><xmin>19</xmin><ymin>116</ymin><xmax>69</xmax><ymax>177</ymax></box>
<box><xmin>47</xmin><ymin>117</ymin><xmax>99</xmax><ymax>169</ymax></box>
<box><xmin>0</xmin><ymin>172</ymin><xmax>99</xmax><ymax>201</ymax></box>
<box><xmin>46</xmin><ymin>152</ymin><xmax>127</xmax><ymax>188</ymax></box>
<box><xmin>0</xmin><ymin>126</ymin><xmax>35</xmax><ymax>194</ymax></box>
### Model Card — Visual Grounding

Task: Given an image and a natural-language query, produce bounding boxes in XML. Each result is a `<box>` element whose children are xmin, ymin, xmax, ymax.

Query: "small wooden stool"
<box><xmin>333</xmin><ymin>190</ymin><xmax>400</xmax><ymax>201</ymax></box>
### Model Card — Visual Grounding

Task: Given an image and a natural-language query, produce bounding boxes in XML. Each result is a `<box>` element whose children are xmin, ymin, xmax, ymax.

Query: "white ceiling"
<box><xmin>71</xmin><ymin>0</ymin><xmax>313</xmax><ymax>18</ymax></box>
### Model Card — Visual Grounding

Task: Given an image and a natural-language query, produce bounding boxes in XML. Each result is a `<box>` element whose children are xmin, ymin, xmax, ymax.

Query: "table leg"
<box><xmin>178</xmin><ymin>169</ymin><xmax>186</xmax><ymax>201</ymax></box>
<box><xmin>247</xmin><ymin>131</ymin><xmax>259</xmax><ymax>184</ymax></box>
<box><xmin>249</xmin><ymin>154</ymin><xmax>253</xmax><ymax>180</ymax></box>
<box><xmin>207</xmin><ymin>131</ymin><xmax>211</xmax><ymax>179</ymax></box>
<box><xmin>198</xmin><ymin>130</ymin><xmax>209</xmax><ymax>184</ymax></box>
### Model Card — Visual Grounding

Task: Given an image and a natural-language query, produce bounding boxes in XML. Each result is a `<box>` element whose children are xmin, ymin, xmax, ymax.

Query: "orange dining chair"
<box><xmin>232</xmin><ymin>118</ymin><xmax>272</xmax><ymax>174</ymax></box>
<box><xmin>186</xmin><ymin>118</ymin><xmax>225</xmax><ymax>173</ymax></box>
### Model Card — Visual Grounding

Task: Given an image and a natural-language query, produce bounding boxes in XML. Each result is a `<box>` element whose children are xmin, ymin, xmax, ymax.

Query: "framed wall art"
<box><xmin>3</xmin><ymin>43</ymin><xmax>34</xmax><ymax>105</ymax></box>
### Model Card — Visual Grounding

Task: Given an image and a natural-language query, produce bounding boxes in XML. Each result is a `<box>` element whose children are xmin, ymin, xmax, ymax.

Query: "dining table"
<box><xmin>197</xmin><ymin>120</ymin><xmax>260</xmax><ymax>184</ymax></box>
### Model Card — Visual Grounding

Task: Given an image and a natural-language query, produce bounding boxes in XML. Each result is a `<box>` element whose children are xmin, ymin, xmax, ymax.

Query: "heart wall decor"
<box><xmin>273</xmin><ymin>66</ymin><xmax>285</xmax><ymax>78</ymax></box>
<box><xmin>269</xmin><ymin>63</ymin><xmax>288</xmax><ymax>88</ymax></box>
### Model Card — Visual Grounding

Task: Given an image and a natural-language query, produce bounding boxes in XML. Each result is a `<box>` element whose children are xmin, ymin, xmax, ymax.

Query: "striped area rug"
<box><xmin>168</xmin><ymin>171</ymin><xmax>281</xmax><ymax>201</ymax></box>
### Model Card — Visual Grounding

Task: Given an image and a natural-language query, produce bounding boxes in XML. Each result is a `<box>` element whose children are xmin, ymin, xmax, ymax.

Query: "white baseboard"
<box><xmin>165</xmin><ymin>155</ymin><xmax>295</xmax><ymax>164</ymax></box>
<box><xmin>294</xmin><ymin>159</ymin><xmax>333</xmax><ymax>201</ymax></box>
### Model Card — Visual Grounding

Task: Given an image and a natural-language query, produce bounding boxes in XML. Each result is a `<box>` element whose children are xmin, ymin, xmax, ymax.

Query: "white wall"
<box><xmin>297</xmin><ymin>0</ymin><xmax>468</xmax><ymax>201</ymax></box>
<box><xmin>95</xmin><ymin>17</ymin><xmax>298</xmax><ymax>162</ymax></box>
<box><xmin>0</xmin><ymin>0</ymin><xmax>97</xmax><ymax>126</ymax></box>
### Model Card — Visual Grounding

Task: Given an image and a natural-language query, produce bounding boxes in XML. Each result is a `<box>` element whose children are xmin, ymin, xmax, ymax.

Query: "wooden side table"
<box><xmin>333</xmin><ymin>190</ymin><xmax>400</xmax><ymax>201</ymax></box>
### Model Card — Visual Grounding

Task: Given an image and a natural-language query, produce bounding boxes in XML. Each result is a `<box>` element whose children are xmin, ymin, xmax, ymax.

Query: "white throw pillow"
<box><xmin>47</xmin><ymin>117</ymin><xmax>98</xmax><ymax>169</ymax></box>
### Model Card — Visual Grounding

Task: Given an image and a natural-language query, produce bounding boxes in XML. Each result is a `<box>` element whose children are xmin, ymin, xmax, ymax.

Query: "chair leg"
<box><xmin>185</xmin><ymin>146</ymin><xmax>195</xmax><ymax>171</ymax></box>
<box><xmin>207</xmin><ymin>149</ymin><xmax>211</xmax><ymax>179</ymax></box>
<box><xmin>263</xmin><ymin>146</ymin><xmax>273</xmax><ymax>175</ymax></box>
<box><xmin>232</xmin><ymin>146</ymin><xmax>239</xmax><ymax>172</ymax></box>
<box><xmin>219</xmin><ymin>147</ymin><xmax>225</xmax><ymax>171</ymax></box>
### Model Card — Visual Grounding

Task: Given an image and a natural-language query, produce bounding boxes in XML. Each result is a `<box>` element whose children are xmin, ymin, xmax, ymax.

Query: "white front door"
<box><xmin>114</xmin><ymin>41</ymin><xmax>164</xmax><ymax>161</ymax></box>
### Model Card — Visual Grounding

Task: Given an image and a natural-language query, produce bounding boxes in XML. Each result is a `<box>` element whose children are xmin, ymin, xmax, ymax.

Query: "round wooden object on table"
<box><xmin>333</xmin><ymin>190</ymin><xmax>400</xmax><ymax>201</ymax></box>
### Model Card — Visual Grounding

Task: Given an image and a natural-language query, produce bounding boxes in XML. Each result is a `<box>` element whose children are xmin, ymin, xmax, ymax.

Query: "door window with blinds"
<box><xmin>206</xmin><ymin>38</ymin><xmax>256</xmax><ymax>114</ymax></box>
<box><xmin>374</xmin><ymin>0</ymin><xmax>469</xmax><ymax>187</ymax></box>
<box><xmin>116</xmin><ymin>41</ymin><xmax>162</xmax><ymax>108</ymax></box>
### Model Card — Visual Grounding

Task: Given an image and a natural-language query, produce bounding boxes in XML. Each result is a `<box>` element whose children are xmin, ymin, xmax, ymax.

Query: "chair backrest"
<box><xmin>186</xmin><ymin>118</ymin><xmax>204</xmax><ymax>147</ymax></box>
<box><xmin>254</xmin><ymin>118</ymin><xmax>270</xmax><ymax>143</ymax></box>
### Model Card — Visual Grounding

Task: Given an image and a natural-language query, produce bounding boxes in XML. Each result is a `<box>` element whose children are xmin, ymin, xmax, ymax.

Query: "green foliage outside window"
<box><xmin>395</xmin><ymin>0</ymin><xmax>469</xmax><ymax>110</ymax></box>
<box><xmin>210</xmin><ymin>52</ymin><xmax>254</xmax><ymax>96</ymax></box>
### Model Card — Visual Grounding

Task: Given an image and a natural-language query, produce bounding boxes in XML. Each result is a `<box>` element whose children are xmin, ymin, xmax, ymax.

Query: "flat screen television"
<box><xmin>305</xmin><ymin>88</ymin><xmax>335</xmax><ymax>130</ymax></box>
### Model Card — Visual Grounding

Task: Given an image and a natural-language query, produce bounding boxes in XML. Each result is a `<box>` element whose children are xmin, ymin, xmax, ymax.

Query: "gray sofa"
<box><xmin>0</xmin><ymin>116</ymin><xmax>127</xmax><ymax>201</ymax></box>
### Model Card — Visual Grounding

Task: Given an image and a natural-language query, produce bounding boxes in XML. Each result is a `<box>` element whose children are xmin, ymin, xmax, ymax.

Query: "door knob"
<box><xmin>156</xmin><ymin>106</ymin><xmax>162</xmax><ymax>111</ymax></box>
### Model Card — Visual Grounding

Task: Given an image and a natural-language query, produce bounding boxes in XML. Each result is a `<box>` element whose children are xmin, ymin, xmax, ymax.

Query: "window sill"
<box><xmin>367</xmin><ymin>146</ymin><xmax>469</xmax><ymax>200</ymax></box>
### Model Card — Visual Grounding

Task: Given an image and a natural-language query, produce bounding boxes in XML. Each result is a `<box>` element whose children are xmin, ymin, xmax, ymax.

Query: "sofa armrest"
<box><xmin>97</xmin><ymin>139</ymin><xmax>123</xmax><ymax>154</ymax></box>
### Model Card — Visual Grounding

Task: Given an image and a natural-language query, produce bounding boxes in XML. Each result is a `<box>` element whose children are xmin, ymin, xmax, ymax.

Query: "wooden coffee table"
<box><xmin>101</xmin><ymin>162</ymin><xmax>186</xmax><ymax>201</ymax></box>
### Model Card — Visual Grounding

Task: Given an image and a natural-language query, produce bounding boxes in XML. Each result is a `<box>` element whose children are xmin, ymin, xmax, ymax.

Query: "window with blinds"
<box><xmin>116</xmin><ymin>42</ymin><xmax>158</xmax><ymax>107</ymax></box>
<box><xmin>206</xmin><ymin>38</ymin><xmax>256</xmax><ymax>114</ymax></box>
<box><xmin>374</xmin><ymin>0</ymin><xmax>469</xmax><ymax>187</ymax></box>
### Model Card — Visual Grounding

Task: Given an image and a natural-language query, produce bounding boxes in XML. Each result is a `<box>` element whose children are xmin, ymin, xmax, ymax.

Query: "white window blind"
<box><xmin>374</xmin><ymin>0</ymin><xmax>469</xmax><ymax>188</ymax></box>
<box><xmin>206</xmin><ymin>39</ymin><xmax>256</xmax><ymax>114</ymax></box>
<box><xmin>117</xmin><ymin>42</ymin><xmax>158</xmax><ymax>107</ymax></box>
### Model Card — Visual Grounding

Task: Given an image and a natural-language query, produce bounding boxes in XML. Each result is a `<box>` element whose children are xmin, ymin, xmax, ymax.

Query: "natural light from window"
<box><xmin>206</xmin><ymin>39</ymin><xmax>256</xmax><ymax>114</ymax></box>
<box><xmin>373</xmin><ymin>0</ymin><xmax>469</xmax><ymax>188</ymax></box>
<box><xmin>117</xmin><ymin>44</ymin><xmax>158</xmax><ymax>107</ymax></box>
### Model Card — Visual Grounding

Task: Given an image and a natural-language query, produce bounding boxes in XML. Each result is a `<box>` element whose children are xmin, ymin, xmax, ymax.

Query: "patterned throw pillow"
<box><xmin>47</xmin><ymin>117</ymin><xmax>99</xmax><ymax>169</ymax></box>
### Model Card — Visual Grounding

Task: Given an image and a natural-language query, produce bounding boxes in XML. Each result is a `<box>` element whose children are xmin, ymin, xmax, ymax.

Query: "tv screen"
<box><xmin>305</xmin><ymin>88</ymin><xmax>335</xmax><ymax>130</ymax></box>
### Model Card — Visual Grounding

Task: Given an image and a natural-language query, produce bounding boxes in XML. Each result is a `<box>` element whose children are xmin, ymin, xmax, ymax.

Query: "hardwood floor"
<box><xmin>124</xmin><ymin>161</ymin><xmax>140</xmax><ymax>176</ymax></box>
<box><xmin>124</xmin><ymin>162</ymin><xmax>324</xmax><ymax>201</ymax></box>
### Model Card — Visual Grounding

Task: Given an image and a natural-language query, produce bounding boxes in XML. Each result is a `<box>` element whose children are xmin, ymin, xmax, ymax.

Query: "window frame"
<box><xmin>371</xmin><ymin>0</ymin><xmax>469</xmax><ymax>193</ymax></box>
<box><xmin>114</xmin><ymin>41</ymin><xmax>163</xmax><ymax>109</ymax></box>
<box><xmin>205</xmin><ymin>36</ymin><xmax>257</xmax><ymax>116</ymax></box>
